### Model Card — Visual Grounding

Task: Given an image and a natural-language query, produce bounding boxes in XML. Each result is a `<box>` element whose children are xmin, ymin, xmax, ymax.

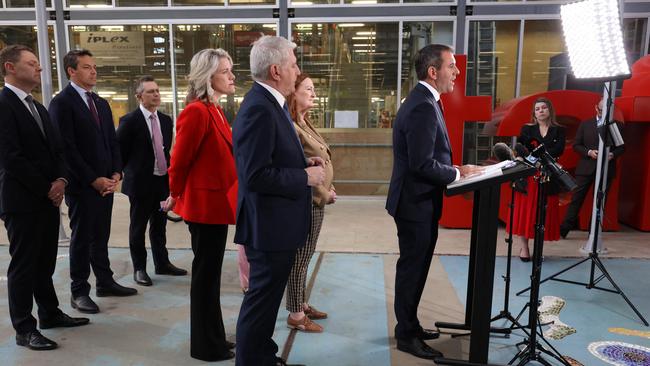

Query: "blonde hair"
<box><xmin>186</xmin><ymin>48</ymin><xmax>232</xmax><ymax>104</ymax></box>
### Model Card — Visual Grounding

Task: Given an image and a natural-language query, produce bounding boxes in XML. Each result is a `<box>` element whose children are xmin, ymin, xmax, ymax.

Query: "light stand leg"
<box><xmin>515</xmin><ymin>82</ymin><xmax>648</xmax><ymax>326</ymax></box>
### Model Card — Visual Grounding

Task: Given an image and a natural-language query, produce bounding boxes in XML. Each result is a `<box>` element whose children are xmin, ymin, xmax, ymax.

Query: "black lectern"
<box><xmin>435</xmin><ymin>162</ymin><xmax>536</xmax><ymax>366</ymax></box>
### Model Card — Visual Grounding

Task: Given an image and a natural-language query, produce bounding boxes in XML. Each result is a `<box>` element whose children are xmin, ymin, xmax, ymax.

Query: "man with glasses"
<box><xmin>560</xmin><ymin>98</ymin><xmax>625</xmax><ymax>239</ymax></box>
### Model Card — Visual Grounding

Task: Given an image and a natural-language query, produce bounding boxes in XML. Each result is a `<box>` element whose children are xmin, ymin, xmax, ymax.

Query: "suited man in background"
<box><xmin>49</xmin><ymin>49</ymin><xmax>136</xmax><ymax>315</ymax></box>
<box><xmin>560</xmin><ymin>99</ymin><xmax>625</xmax><ymax>238</ymax></box>
<box><xmin>233</xmin><ymin>35</ymin><xmax>324</xmax><ymax>366</ymax></box>
<box><xmin>386</xmin><ymin>44</ymin><xmax>480</xmax><ymax>360</ymax></box>
<box><xmin>0</xmin><ymin>45</ymin><xmax>89</xmax><ymax>351</ymax></box>
<box><xmin>117</xmin><ymin>76</ymin><xmax>187</xmax><ymax>286</ymax></box>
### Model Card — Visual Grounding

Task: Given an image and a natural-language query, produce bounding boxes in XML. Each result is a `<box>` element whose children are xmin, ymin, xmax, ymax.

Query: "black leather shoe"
<box><xmin>275</xmin><ymin>357</ymin><xmax>306</xmax><ymax>366</ymax></box>
<box><xmin>40</xmin><ymin>312</ymin><xmax>90</xmax><ymax>329</ymax></box>
<box><xmin>133</xmin><ymin>270</ymin><xmax>152</xmax><ymax>286</ymax></box>
<box><xmin>71</xmin><ymin>295</ymin><xmax>100</xmax><ymax>314</ymax></box>
<box><xmin>16</xmin><ymin>331</ymin><xmax>58</xmax><ymax>350</ymax></box>
<box><xmin>560</xmin><ymin>227</ymin><xmax>570</xmax><ymax>239</ymax></box>
<box><xmin>417</xmin><ymin>328</ymin><xmax>440</xmax><ymax>340</ymax></box>
<box><xmin>155</xmin><ymin>263</ymin><xmax>187</xmax><ymax>276</ymax></box>
<box><xmin>396</xmin><ymin>337</ymin><xmax>443</xmax><ymax>360</ymax></box>
<box><xmin>226</xmin><ymin>340</ymin><xmax>236</xmax><ymax>349</ymax></box>
<box><xmin>96</xmin><ymin>282</ymin><xmax>138</xmax><ymax>297</ymax></box>
<box><xmin>191</xmin><ymin>350</ymin><xmax>235</xmax><ymax>362</ymax></box>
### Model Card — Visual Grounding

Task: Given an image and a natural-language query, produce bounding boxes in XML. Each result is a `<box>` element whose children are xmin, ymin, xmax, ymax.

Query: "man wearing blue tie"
<box><xmin>49</xmin><ymin>49</ymin><xmax>137</xmax><ymax>315</ymax></box>
<box><xmin>233</xmin><ymin>35</ymin><xmax>325</xmax><ymax>366</ymax></box>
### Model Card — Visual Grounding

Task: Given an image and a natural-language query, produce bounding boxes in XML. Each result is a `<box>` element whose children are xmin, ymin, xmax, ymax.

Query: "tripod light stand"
<box><xmin>516</xmin><ymin>0</ymin><xmax>648</xmax><ymax>327</ymax></box>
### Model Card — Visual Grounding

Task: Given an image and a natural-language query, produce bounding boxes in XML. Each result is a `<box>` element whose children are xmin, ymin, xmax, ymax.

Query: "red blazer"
<box><xmin>168</xmin><ymin>100</ymin><xmax>237</xmax><ymax>224</ymax></box>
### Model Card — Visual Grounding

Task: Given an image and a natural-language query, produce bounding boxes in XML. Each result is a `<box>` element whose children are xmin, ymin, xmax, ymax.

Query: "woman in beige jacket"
<box><xmin>284</xmin><ymin>74</ymin><xmax>336</xmax><ymax>333</ymax></box>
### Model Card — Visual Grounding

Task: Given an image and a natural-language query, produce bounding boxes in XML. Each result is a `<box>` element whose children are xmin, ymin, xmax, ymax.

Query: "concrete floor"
<box><xmin>1</xmin><ymin>194</ymin><xmax>649</xmax><ymax>365</ymax></box>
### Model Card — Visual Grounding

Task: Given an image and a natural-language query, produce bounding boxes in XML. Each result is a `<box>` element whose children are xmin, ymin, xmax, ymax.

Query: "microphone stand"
<box><xmin>509</xmin><ymin>168</ymin><xmax>571</xmax><ymax>366</ymax></box>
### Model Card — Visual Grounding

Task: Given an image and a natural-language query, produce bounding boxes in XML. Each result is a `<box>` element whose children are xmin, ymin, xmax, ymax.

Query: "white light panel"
<box><xmin>560</xmin><ymin>0</ymin><xmax>630</xmax><ymax>79</ymax></box>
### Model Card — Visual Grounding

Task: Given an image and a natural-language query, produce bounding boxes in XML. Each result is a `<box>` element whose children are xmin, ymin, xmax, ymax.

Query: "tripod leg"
<box><xmin>516</xmin><ymin>257</ymin><xmax>590</xmax><ymax>296</ymax></box>
<box><xmin>592</xmin><ymin>258</ymin><xmax>649</xmax><ymax>326</ymax></box>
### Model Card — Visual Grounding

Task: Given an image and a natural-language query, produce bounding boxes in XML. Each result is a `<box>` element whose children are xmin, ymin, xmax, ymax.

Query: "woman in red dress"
<box><xmin>508</xmin><ymin>97</ymin><xmax>566</xmax><ymax>261</ymax></box>
<box><xmin>163</xmin><ymin>48</ymin><xmax>238</xmax><ymax>361</ymax></box>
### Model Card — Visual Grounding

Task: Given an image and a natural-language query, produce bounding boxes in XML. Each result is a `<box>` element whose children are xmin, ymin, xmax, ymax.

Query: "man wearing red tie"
<box><xmin>117</xmin><ymin>76</ymin><xmax>187</xmax><ymax>287</ymax></box>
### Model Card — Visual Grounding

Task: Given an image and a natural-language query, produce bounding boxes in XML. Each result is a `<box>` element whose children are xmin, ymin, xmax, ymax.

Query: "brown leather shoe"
<box><xmin>287</xmin><ymin>315</ymin><xmax>323</xmax><ymax>333</ymax></box>
<box><xmin>304</xmin><ymin>305</ymin><xmax>328</xmax><ymax>320</ymax></box>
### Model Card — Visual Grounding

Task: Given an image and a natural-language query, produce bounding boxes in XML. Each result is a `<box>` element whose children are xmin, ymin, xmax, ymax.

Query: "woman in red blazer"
<box><xmin>163</xmin><ymin>48</ymin><xmax>237</xmax><ymax>362</ymax></box>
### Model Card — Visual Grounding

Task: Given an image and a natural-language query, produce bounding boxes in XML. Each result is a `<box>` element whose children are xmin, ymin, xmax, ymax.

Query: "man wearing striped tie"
<box><xmin>117</xmin><ymin>76</ymin><xmax>187</xmax><ymax>287</ymax></box>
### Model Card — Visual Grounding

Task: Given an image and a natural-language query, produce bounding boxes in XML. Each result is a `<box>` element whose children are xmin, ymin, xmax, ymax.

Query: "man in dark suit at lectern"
<box><xmin>386</xmin><ymin>44</ymin><xmax>480</xmax><ymax>360</ymax></box>
<box><xmin>0</xmin><ymin>45</ymin><xmax>89</xmax><ymax>351</ymax></box>
<box><xmin>49</xmin><ymin>49</ymin><xmax>137</xmax><ymax>315</ymax></box>
<box><xmin>560</xmin><ymin>99</ymin><xmax>625</xmax><ymax>238</ymax></box>
<box><xmin>117</xmin><ymin>76</ymin><xmax>187</xmax><ymax>286</ymax></box>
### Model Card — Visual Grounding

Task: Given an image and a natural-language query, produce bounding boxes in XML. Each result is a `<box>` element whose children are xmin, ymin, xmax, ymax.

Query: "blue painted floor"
<box><xmin>1</xmin><ymin>247</ymin><xmax>648</xmax><ymax>365</ymax></box>
<box><xmin>440</xmin><ymin>256</ymin><xmax>650</xmax><ymax>365</ymax></box>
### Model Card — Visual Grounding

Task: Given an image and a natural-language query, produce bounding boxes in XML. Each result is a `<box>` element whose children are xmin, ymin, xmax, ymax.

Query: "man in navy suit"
<box><xmin>117</xmin><ymin>76</ymin><xmax>186</xmax><ymax>286</ymax></box>
<box><xmin>0</xmin><ymin>45</ymin><xmax>89</xmax><ymax>351</ymax></box>
<box><xmin>233</xmin><ymin>35</ymin><xmax>325</xmax><ymax>366</ymax></box>
<box><xmin>386</xmin><ymin>44</ymin><xmax>479</xmax><ymax>360</ymax></box>
<box><xmin>49</xmin><ymin>49</ymin><xmax>136</xmax><ymax>315</ymax></box>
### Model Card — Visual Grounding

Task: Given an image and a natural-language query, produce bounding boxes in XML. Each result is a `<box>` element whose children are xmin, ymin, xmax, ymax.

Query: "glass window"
<box><xmin>467</xmin><ymin>20</ymin><xmax>519</xmax><ymax>108</ymax></box>
<box><xmin>5</xmin><ymin>0</ymin><xmax>52</xmax><ymax>7</ymax></box>
<box><xmin>116</xmin><ymin>0</ymin><xmax>167</xmax><ymax>6</ymax></box>
<box><xmin>291</xmin><ymin>0</ymin><xmax>336</xmax><ymax>4</ymax></box>
<box><xmin>519</xmin><ymin>20</ymin><xmax>567</xmax><ymax>97</ymax></box>
<box><xmin>173</xmin><ymin>24</ymin><xmax>276</xmax><ymax>121</ymax></box>
<box><xmin>68</xmin><ymin>0</ymin><xmax>111</xmax><ymax>7</ymax></box>
<box><xmin>292</xmin><ymin>22</ymin><xmax>399</xmax><ymax>128</ymax></box>
<box><xmin>0</xmin><ymin>25</ymin><xmax>58</xmax><ymax>102</ymax></box>
<box><xmin>68</xmin><ymin>25</ymin><xmax>171</xmax><ymax>125</ymax></box>
<box><xmin>400</xmin><ymin>21</ymin><xmax>454</xmax><ymax>111</ymax></box>
<box><xmin>172</xmin><ymin>0</ymin><xmax>224</xmax><ymax>5</ymax></box>
<box><xmin>623</xmin><ymin>18</ymin><xmax>648</xmax><ymax>64</ymax></box>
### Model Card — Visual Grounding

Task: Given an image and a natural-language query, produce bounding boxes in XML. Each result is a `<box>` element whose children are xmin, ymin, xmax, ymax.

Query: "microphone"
<box><xmin>492</xmin><ymin>142</ymin><xmax>514</xmax><ymax>162</ymax></box>
<box><xmin>514</xmin><ymin>143</ymin><xmax>529</xmax><ymax>158</ymax></box>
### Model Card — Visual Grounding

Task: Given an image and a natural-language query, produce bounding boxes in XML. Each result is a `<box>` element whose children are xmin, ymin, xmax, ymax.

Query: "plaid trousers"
<box><xmin>285</xmin><ymin>204</ymin><xmax>325</xmax><ymax>312</ymax></box>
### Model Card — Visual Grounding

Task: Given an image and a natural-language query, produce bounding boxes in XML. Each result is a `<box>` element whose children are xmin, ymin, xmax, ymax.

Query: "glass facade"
<box><xmin>1</xmin><ymin>1</ymin><xmax>649</xmax><ymax>193</ymax></box>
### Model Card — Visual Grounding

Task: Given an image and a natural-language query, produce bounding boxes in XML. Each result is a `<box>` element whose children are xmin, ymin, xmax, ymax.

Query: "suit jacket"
<box><xmin>519</xmin><ymin>124</ymin><xmax>565</xmax><ymax>159</ymax></box>
<box><xmin>168</xmin><ymin>100</ymin><xmax>237</xmax><ymax>225</ymax></box>
<box><xmin>385</xmin><ymin>83</ymin><xmax>456</xmax><ymax>223</ymax></box>
<box><xmin>49</xmin><ymin>84</ymin><xmax>122</xmax><ymax>194</ymax></box>
<box><xmin>117</xmin><ymin>107</ymin><xmax>172</xmax><ymax>199</ymax></box>
<box><xmin>233</xmin><ymin>82</ymin><xmax>311</xmax><ymax>251</ymax></box>
<box><xmin>294</xmin><ymin>119</ymin><xmax>334</xmax><ymax>207</ymax></box>
<box><xmin>573</xmin><ymin>118</ymin><xmax>625</xmax><ymax>177</ymax></box>
<box><xmin>0</xmin><ymin>87</ymin><xmax>67</xmax><ymax>217</ymax></box>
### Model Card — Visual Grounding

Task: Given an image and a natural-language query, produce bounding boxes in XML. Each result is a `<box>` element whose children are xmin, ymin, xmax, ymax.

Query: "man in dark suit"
<box><xmin>386</xmin><ymin>44</ymin><xmax>479</xmax><ymax>360</ymax></box>
<box><xmin>560</xmin><ymin>99</ymin><xmax>625</xmax><ymax>238</ymax></box>
<box><xmin>0</xmin><ymin>45</ymin><xmax>89</xmax><ymax>351</ymax></box>
<box><xmin>49</xmin><ymin>49</ymin><xmax>137</xmax><ymax>315</ymax></box>
<box><xmin>233</xmin><ymin>35</ymin><xmax>324</xmax><ymax>366</ymax></box>
<box><xmin>117</xmin><ymin>76</ymin><xmax>186</xmax><ymax>286</ymax></box>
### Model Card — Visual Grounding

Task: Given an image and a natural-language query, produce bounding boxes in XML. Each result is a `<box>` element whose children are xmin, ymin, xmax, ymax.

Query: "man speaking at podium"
<box><xmin>386</xmin><ymin>44</ymin><xmax>480</xmax><ymax>360</ymax></box>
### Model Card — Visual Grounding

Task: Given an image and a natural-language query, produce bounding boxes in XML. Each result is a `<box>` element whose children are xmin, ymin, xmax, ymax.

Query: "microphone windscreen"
<box><xmin>514</xmin><ymin>143</ymin><xmax>529</xmax><ymax>158</ymax></box>
<box><xmin>492</xmin><ymin>142</ymin><xmax>514</xmax><ymax>161</ymax></box>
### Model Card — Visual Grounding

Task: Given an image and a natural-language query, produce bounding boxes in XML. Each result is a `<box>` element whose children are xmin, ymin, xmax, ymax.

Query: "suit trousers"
<box><xmin>128</xmin><ymin>175</ymin><xmax>170</xmax><ymax>271</ymax></box>
<box><xmin>561</xmin><ymin>173</ymin><xmax>613</xmax><ymax>232</ymax></box>
<box><xmin>4</xmin><ymin>206</ymin><xmax>62</xmax><ymax>334</ymax></box>
<box><xmin>286</xmin><ymin>205</ymin><xmax>324</xmax><ymax>312</ymax></box>
<box><xmin>236</xmin><ymin>246</ymin><xmax>297</xmax><ymax>366</ymax></box>
<box><xmin>393</xmin><ymin>216</ymin><xmax>438</xmax><ymax>339</ymax></box>
<box><xmin>186</xmin><ymin>221</ymin><xmax>230</xmax><ymax>361</ymax></box>
<box><xmin>66</xmin><ymin>191</ymin><xmax>115</xmax><ymax>297</ymax></box>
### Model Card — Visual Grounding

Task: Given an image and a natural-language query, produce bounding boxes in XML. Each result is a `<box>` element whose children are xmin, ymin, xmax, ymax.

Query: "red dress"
<box><xmin>507</xmin><ymin>175</ymin><xmax>560</xmax><ymax>241</ymax></box>
<box><xmin>506</xmin><ymin>123</ymin><xmax>566</xmax><ymax>242</ymax></box>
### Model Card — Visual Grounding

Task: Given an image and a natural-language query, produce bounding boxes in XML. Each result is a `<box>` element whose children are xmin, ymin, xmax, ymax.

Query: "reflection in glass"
<box><xmin>69</xmin><ymin>25</ymin><xmax>171</xmax><ymax>125</ymax></box>
<box><xmin>116</xmin><ymin>0</ymin><xmax>167</xmax><ymax>6</ymax></box>
<box><xmin>68</xmin><ymin>0</ymin><xmax>111</xmax><ymax>7</ymax></box>
<box><xmin>467</xmin><ymin>20</ymin><xmax>519</xmax><ymax>108</ymax></box>
<box><xmin>623</xmin><ymin>18</ymin><xmax>648</xmax><ymax>65</ymax></box>
<box><xmin>400</xmin><ymin>21</ymin><xmax>454</xmax><ymax>115</ymax></box>
<box><xmin>519</xmin><ymin>20</ymin><xmax>566</xmax><ymax>97</ymax></box>
<box><xmin>0</xmin><ymin>25</ymin><xmax>58</xmax><ymax>102</ymax></box>
<box><xmin>5</xmin><ymin>0</ymin><xmax>52</xmax><ymax>7</ymax></box>
<box><xmin>293</xmin><ymin>22</ymin><xmax>399</xmax><ymax>128</ymax></box>
<box><xmin>173</xmin><ymin>24</ymin><xmax>276</xmax><ymax>121</ymax></box>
